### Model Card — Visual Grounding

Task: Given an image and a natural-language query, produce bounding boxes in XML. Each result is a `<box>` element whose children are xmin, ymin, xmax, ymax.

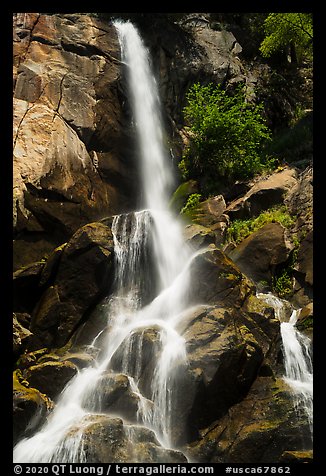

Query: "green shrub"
<box><xmin>226</xmin><ymin>206</ymin><xmax>295</xmax><ymax>244</ymax></box>
<box><xmin>273</xmin><ymin>270</ymin><xmax>293</xmax><ymax>298</ymax></box>
<box><xmin>260</xmin><ymin>13</ymin><xmax>313</xmax><ymax>63</ymax></box>
<box><xmin>180</xmin><ymin>193</ymin><xmax>202</xmax><ymax>216</ymax></box>
<box><xmin>181</xmin><ymin>82</ymin><xmax>273</xmax><ymax>188</ymax></box>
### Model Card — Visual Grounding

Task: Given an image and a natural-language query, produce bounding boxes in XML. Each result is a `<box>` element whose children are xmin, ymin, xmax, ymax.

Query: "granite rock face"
<box><xmin>13</xmin><ymin>13</ymin><xmax>138</xmax><ymax>270</ymax></box>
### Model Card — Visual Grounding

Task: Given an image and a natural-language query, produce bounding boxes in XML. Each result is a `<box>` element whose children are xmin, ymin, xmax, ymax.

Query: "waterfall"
<box><xmin>14</xmin><ymin>19</ymin><xmax>194</xmax><ymax>462</ymax></box>
<box><xmin>280</xmin><ymin>309</ymin><xmax>313</xmax><ymax>437</ymax></box>
<box><xmin>257</xmin><ymin>293</ymin><xmax>313</xmax><ymax>441</ymax></box>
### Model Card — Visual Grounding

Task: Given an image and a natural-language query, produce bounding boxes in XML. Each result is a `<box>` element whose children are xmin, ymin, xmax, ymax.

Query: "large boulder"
<box><xmin>187</xmin><ymin>376</ymin><xmax>312</xmax><ymax>463</ymax></box>
<box><xmin>184</xmin><ymin>196</ymin><xmax>229</xmax><ymax>247</ymax></box>
<box><xmin>225</xmin><ymin>167</ymin><xmax>298</xmax><ymax>220</ymax></box>
<box><xmin>64</xmin><ymin>414</ymin><xmax>187</xmax><ymax>463</ymax></box>
<box><xmin>31</xmin><ymin>222</ymin><xmax>114</xmax><ymax>347</ymax></box>
<box><xmin>167</xmin><ymin>303</ymin><xmax>279</xmax><ymax>445</ymax></box>
<box><xmin>81</xmin><ymin>372</ymin><xmax>153</xmax><ymax>424</ymax></box>
<box><xmin>228</xmin><ymin>222</ymin><xmax>293</xmax><ymax>286</ymax></box>
<box><xmin>109</xmin><ymin>326</ymin><xmax>162</xmax><ymax>389</ymax></box>
<box><xmin>183</xmin><ymin>223</ymin><xmax>216</xmax><ymax>250</ymax></box>
<box><xmin>13</xmin><ymin>370</ymin><xmax>54</xmax><ymax>445</ymax></box>
<box><xmin>189</xmin><ymin>244</ymin><xmax>255</xmax><ymax>308</ymax></box>
<box><xmin>23</xmin><ymin>360</ymin><xmax>78</xmax><ymax>400</ymax></box>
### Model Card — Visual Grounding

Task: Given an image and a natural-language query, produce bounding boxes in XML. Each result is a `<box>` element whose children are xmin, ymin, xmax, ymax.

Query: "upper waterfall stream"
<box><xmin>14</xmin><ymin>19</ymin><xmax>196</xmax><ymax>463</ymax></box>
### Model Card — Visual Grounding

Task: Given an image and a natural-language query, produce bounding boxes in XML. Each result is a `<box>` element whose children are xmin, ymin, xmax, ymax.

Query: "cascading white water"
<box><xmin>258</xmin><ymin>293</ymin><xmax>313</xmax><ymax>441</ymax></box>
<box><xmin>14</xmin><ymin>19</ymin><xmax>195</xmax><ymax>462</ymax></box>
<box><xmin>280</xmin><ymin>309</ymin><xmax>313</xmax><ymax>438</ymax></box>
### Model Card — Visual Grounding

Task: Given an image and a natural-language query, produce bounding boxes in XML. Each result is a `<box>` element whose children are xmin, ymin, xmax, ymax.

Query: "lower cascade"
<box><xmin>13</xmin><ymin>210</ymin><xmax>194</xmax><ymax>462</ymax></box>
<box><xmin>258</xmin><ymin>293</ymin><xmax>313</xmax><ymax>442</ymax></box>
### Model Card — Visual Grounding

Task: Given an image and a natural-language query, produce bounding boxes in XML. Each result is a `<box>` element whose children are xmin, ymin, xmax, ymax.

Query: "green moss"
<box><xmin>13</xmin><ymin>369</ymin><xmax>30</xmax><ymax>390</ymax></box>
<box><xmin>13</xmin><ymin>370</ymin><xmax>54</xmax><ymax>410</ymax></box>
<box><xmin>169</xmin><ymin>180</ymin><xmax>198</xmax><ymax>212</ymax></box>
<box><xmin>220</xmin><ymin>272</ymin><xmax>242</xmax><ymax>284</ymax></box>
<box><xmin>16</xmin><ymin>348</ymin><xmax>49</xmax><ymax>369</ymax></box>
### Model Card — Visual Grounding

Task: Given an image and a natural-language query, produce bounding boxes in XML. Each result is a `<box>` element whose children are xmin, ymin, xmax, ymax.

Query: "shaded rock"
<box><xmin>13</xmin><ymin>261</ymin><xmax>45</xmax><ymax>313</ymax></box>
<box><xmin>13</xmin><ymin>314</ymin><xmax>32</xmax><ymax>355</ymax></box>
<box><xmin>110</xmin><ymin>326</ymin><xmax>162</xmax><ymax>398</ymax></box>
<box><xmin>23</xmin><ymin>360</ymin><xmax>78</xmax><ymax>400</ymax></box>
<box><xmin>170</xmin><ymin>305</ymin><xmax>268</xmax><ymax>445</ymax></box>
<box><xmin>226</xmin><ymin>167</ymin><xmax>298</xmax><ymax>220</ymax></box>
<box><xmin>30</xmin><ymin>285</ymin><xmax>73</xmax><ymax>346</ymax></box>
<box><xmin>187</xmin><ymin>377</ymin><xmax>312</xmax><ymax>463</ymax></box>
<box><xmin>189</xmin><ymin>244</ymin><xmax>255</xmax><ymax>308</ymax></box>
<box><xmin>295</xmin><ymin>230</ymin><xmax>313</xmax><ymax>286</ymax></box>
<box><xmin>228</xmin><ymin>223</ymin><xmax>293</xmax><ymax>286</ymax></box>
<box><xmin>13</xmin><ymin>314</ymin><xmax>43</xmax><ymax>360</ymax></box>
<box><xmin>82</xmin><ymin>372</ymin><xmax>152</xmax><ymax>424</ymax></box>
<box><xmin>70</xmin><ymin>414</ymin><xmax>187</xmax><ymax>463</ymax></box>
<box><xmin>13</xmin><ymin>370</ymin><xmax>54</xmax><ymax>444</ymax></box>
<box><xmin>285</xmin><ymin>166</ymin><xmax>313</xmax><ymax>238</ymax></box>
<box><xmin>292</xmin><ymin>230</ymin><xmax>313</xmax><ymax>307</ymax></box>
<box><xmin>38</xmin><ymin>243</ymin><xmax>67</xmax><ymax>287</ymax></box>
<box><xmin>13</xmin><ymin>313</ymin><xmax>43</xmax><ymax>359</ymax></box>
<box><xmin>31</xmin><ymin>222</ymin><xmax>114</xmax><ymax>347</ymax></box>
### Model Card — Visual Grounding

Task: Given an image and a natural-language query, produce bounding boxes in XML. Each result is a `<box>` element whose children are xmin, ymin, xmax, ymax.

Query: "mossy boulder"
<box><xmin>186</xmin><ymin>377</ymin><xmax>312</xmax><ymax>463</ymax></box>
<box><xmin>169</xmin><ymin>180</ymin><xmax>198</xmax><ymax>212</ymax></box>
<box><xmin>13</xmin><ymin>370</ymin><xmax>54</xmax><ymax>444</ymax></box>
<box><xmin>23</xmin><ymin>360</ymin><xmax>78</xmax><ymax>400</ymax></box>
<box><xmin>183</xmin><ymin>195</ymin><xmax>229</xmax><ymax>247</ymax></box>
<box><xmin>296</xmin><ymin>302</ymin><xmax>313</xmax><ymax>331</ymax></box>
<box><xmin>189</xmin><ymin>244</ymin><xmax>255</xmax><ymax>308</ymax></box>
<box><xmin>168</xmin><ymin>305</ymin><xmax>266</xmax><ymax>445</ymax></box>
<box><xmin>16</xmin><ymin>348</ymin><xmax>49</xmax><ymax>370</ymax></box>
<box><xmin>228</xmin><ymin>222</ymin><xmax>293</xmax><ymax>286</ymax></box>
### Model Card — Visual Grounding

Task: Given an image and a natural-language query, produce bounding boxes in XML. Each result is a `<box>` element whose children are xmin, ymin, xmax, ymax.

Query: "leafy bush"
<box><xmin>273</xmin><ymin>270</ymin><xmax>293</xmax><ymax>298</ymax></box>
<box><xmin>181</xmin><ymin>83</ymin><xmax>273</xmax><ymax>188</ymax></box>
<box><xmin>226</xmin><ymin>206</ymin><xmax>295</xmax><ymax>244</ymax></box>
<box><xmin>260</xmin><ymin>13</ymin><xmax>313</xmax><ymax>63</ymax></box>
<box><xmin>180</xmin><ymin>193</ymin><xmax>202</xmax><ymax>216</ymax></box>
